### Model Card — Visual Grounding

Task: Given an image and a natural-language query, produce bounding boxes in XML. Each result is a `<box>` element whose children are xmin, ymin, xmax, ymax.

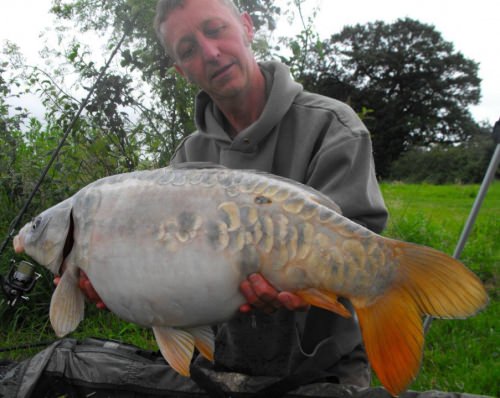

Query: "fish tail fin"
<box><xmin>352</xmin><ymin>240</ymin><xmax>488</xmax><ymax>396</ymax></box>
<box><xmin>50</xmin><ymin>267</ymin><xmax>85</xmax><ymax>337</ymax></box>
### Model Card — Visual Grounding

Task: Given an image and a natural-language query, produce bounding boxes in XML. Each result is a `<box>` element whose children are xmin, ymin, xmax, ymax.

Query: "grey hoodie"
<box><xmin>171</xmin><ymin>61</ymin><xmax>388</xmax><ymax>385</ymax></box>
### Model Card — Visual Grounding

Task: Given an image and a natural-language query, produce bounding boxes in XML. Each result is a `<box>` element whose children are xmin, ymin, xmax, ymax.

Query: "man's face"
<box><xmin>161</xmin><ymin>0</ymin><xmax>256</xmax><ymax>101</ymax></box>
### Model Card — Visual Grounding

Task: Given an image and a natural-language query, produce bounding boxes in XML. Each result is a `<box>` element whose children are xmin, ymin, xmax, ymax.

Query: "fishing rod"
<box><xmin>424</xmin><ymin>118</ymin><xmax>500</xmax><ymax>333</ymax></box>
<box><xmin>0</xmin><ymin>30</ymin><xmax>128</xmax><ymax>307</ymax></box>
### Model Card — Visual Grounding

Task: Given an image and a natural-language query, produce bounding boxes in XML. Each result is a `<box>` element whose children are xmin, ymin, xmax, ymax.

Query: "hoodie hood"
<box><xmin>193</xmin><ymin>61</ymin><xmax>303</xmax><ymax>151</ymax></box>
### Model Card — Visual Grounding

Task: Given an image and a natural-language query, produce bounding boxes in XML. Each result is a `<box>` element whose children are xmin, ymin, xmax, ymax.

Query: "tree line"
<box><xmin>1</xmin><ymin>0</ymin><xmax>497</xmax><ymax>248</ymax></box>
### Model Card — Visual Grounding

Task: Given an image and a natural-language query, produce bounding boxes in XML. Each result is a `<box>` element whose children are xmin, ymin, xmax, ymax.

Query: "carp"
<box><xmin>13</xmin><ymin>165</ymin><xmax>488</xmax><ymax>396</ymax></box>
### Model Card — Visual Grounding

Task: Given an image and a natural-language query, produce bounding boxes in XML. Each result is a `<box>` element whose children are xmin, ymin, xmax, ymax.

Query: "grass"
<box><xmin>1</xmin><ymin>182</ymin><xmax>498</xmax><ymax>396</ymax></box>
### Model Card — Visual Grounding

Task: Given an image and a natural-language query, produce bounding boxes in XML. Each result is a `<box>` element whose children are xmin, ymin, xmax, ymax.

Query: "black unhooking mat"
<box><xmin>0</xmin><ymin>338</ymin><xmax>492</xmax><ymax>398</ymax></box>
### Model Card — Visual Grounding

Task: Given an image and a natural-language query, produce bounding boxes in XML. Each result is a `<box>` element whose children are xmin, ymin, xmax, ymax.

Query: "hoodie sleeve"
<box><xmin>306</xmin><ymin>108</ymin><xmax>388</xmax><ymax>233</ymax></box>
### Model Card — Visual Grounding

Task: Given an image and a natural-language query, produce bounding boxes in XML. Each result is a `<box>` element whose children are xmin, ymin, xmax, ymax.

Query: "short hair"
<box><xmin>154</xmin><ymin>0</ymin><xmax>241</xmax><ymax>55</ymax></box>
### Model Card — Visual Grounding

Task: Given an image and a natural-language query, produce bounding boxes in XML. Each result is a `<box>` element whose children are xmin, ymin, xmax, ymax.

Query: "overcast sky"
<box><xmin>1</xmin><ymin>0</ymin><xmax>499</xmax><ymax>126</ymax></box>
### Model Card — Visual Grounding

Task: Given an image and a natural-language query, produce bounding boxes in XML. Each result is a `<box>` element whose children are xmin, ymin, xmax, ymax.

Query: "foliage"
<box><xmin>0</xmin><ymin>52</ymin><xmax>27</xmax><ymax>267</ymax></box>
<box><xmin>285</xmin><ymin>18</ymin><xmax>482</xmax><ymax>177</ymax></box>
<box><xmin>276</xmin><ymin>0</ymin><xmax>322</xmax><ymax>78</ymax></box>
<box><xmin>49</xmin><ymin>0</ymin><xmax>196</xmax><ymax>164</ymax></box>
<box><xmin>389</xmin><ymin>128</ymin><xmax>498</xmax><ymax>184</ymax></box>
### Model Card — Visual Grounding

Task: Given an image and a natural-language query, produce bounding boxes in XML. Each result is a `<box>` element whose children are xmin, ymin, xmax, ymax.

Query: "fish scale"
<box><xmin>13</xmin><ymin>165</ymin><xmax>488</xmax><ymax>397</ymax></box>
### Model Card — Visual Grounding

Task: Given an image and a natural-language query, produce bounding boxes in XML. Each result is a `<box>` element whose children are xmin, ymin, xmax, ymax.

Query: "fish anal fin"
<box><xmin>296</xmin><ymin>288</ymin><xmax>352</xmax><ymax>318</ymax></box>
<box><xmin>152</xmin><ymin>326</ymin><xmax>194</xmax><ymax>377</ymax></box>
<box><xmin>353</xmin><ymin>289</ymin><xmax>423</xmax><ymax>397</ymax></box>
<box><xmin>188</xmin><ymin>326</ymin><xmax>215</xmax><ymax>362</ymax></box>
<box><xmin>49</xmin><ymin>267</ymin><xmax>85</xmax><ymax>337</ymax></box>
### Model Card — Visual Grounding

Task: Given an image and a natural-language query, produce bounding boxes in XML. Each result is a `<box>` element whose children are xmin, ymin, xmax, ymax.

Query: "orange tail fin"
<box><xmin>352</xmin><ymin>240</ymin><xmax>488</xmax><ymax>396</ymax></box>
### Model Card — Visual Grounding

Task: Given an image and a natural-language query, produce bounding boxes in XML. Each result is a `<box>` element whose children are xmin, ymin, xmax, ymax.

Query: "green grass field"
<box><xmin>1</xmin><ymin>182</ymin><xmax>498</xmax><ymax>396</ymax></box>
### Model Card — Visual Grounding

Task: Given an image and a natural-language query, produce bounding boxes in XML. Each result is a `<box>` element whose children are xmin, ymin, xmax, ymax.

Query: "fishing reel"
<box><xmin>1</xmin><ymin>259</ymin><xmax>40</xmax><ymax>307</ymax></box>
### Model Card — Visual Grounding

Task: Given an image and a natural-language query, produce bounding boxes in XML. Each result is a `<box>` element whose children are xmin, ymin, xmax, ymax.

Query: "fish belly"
<box><xmin>87</xmin><ymin>244</ymin><xmax>245</xmax><ymax>328</ymax></box>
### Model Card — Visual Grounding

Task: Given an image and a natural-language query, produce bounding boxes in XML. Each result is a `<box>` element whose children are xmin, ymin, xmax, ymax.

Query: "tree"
<box><xmin>290</xmin><ymin>18</ymin><xmax>482</xmax><ymax>177</ymax></box>
<box><xmin>0</xmin><ymin>49</ymin><xmax>29</xmax><ymax>236</ymax></box>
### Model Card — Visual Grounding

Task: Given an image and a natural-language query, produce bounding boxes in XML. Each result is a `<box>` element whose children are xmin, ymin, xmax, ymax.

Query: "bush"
<box><xmin>389</xmin><ymin>133</ymin><xmax>497</xmax><ymax>184</ymax></box>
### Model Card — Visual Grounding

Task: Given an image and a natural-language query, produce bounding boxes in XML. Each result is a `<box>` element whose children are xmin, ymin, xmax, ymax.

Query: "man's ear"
<box><xmin>174</xmin><ymin>63</ymin><xmax>186</xmax><ymax>78</ymax></box>
<box><xmin>240</xmin><ymin>12</ymin><xmax>255</xmax><ymax>43</ymax></box>
<box><xmin>174</xmin><ymin>64</ymin><xmax>192</xmax><ymax>84</ymax></box>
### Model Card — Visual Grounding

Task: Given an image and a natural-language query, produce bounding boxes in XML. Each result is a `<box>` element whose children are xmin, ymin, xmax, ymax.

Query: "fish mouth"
<box><xmin>13</xmin><ymin>234</ymin><xmax>24</xmax><ymax>253</ymax></box>
<box><xmin>58</xmin><ymin>211</ymin><xmax>75</xmax><ymax>275</ymax></box>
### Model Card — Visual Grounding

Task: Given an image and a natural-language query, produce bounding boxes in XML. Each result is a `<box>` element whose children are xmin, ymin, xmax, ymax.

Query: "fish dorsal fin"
<box><xmin>170</xmin><ymin>162</ymin><xmax>227</xmax><ymax>170</ymax></box>
<box><xmin>50</xmin><ymin>266</ymin><xmax>85</xmax><ymax>337</ymax></box>
<box><xmin>296</xmin><ymin>288</ymin><xmax>352</xmax><ymax>318</ymax></box>
<box><xmin>152</xmin><ymin>326</ymin><xmax>195</xmax><ymax>377</ymax></box>
<box><xmin>188</xmin><ymin>326</ymin><xmax>215</xmax><ymax>362</ymax></box>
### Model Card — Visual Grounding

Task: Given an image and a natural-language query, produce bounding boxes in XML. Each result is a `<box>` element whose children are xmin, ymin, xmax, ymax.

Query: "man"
<box><xmin>74</xmin><ymin>0</ymin><xmax>387</xmax><ymax>388</ymax></box>
<box><xmin>152</xmin><ymin>0</ymin><xmax>388</xmax><ymax>388</ymax></box>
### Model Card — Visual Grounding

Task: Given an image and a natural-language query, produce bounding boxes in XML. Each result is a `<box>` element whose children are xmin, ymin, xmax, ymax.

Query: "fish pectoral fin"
<box><xmin>295</xmin><ymin>288</ymin><xmax>352</xmax><ymax>318</ymax></box>
<box><xmin>188</xmin><ymin>326</ymin><xmax>215</xmax><ymax>362</ymax></box>
<box><xmin>49</xmin><ymin>267</ymin><xmax>85</xmax><ymax>337</ymax></box>
<box><xmin>152</xmin><ymin>326</ymin><xmax>195</xmax><ymax>377</ymax></box>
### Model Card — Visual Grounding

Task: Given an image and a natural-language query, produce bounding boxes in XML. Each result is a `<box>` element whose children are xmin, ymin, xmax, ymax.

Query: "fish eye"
<box><xmin>31</xmin><ymin>218</ymin><xmax>42</xmax><ymax>231</ymax></box>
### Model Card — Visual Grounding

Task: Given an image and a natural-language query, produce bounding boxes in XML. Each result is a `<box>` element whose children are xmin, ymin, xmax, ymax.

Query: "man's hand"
<box><xmin>239</xmin><ymin>273</ymin><xmax>310</xmax><ymax>314</ymax></box>
<box><xmin>54</xmin><ymin>266</ymin><xmax>106</xmax><ymax>309</ymax></box>
<box><xmin>55</xmin><ymin>269</ymin><xmax>305</xmax><ymax>313</ymax></box>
